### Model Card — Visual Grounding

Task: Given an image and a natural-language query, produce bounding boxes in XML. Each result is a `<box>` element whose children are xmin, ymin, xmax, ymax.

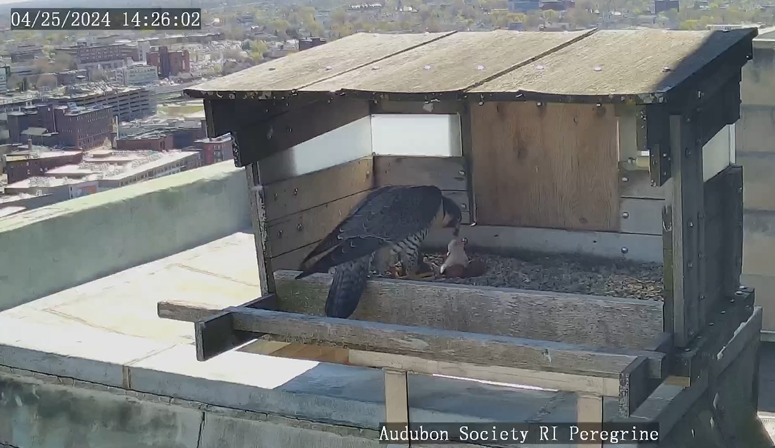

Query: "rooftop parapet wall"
<box><xmin>0</xmin><ymin>161</ymin><xmax>251</xmax><ymax>311</ymax></box>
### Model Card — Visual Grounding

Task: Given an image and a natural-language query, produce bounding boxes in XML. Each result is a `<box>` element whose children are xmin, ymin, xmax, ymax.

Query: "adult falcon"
<box><xmin>295</xmin><ymin>185</ymin><xmax>463</xmax><ymax>319</ymax></box>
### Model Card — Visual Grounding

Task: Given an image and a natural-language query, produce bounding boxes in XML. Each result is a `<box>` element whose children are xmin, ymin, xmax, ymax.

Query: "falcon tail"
<box><xmin>325</xmin><ymin>255</ymin><xmax>371</xmax><ymax>319</ymax></box>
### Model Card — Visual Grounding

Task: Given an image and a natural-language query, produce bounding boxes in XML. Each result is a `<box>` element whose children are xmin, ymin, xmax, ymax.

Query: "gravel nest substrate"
<box><xmin>423</xmin><ymin>250</ymin><xmax>664</xmax><ymax>301</ymax></box>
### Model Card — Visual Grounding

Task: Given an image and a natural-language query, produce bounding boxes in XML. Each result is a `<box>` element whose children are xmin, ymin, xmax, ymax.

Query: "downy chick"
<box><xmin>440</xmin><ymin>237</ymin><xmax>469</xmax><ymax>278</ymax></box>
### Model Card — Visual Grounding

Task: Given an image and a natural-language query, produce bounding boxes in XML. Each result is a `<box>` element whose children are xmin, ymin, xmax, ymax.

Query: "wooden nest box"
<box><xmin>160</xmin><ymin>28</ymin><xmax>766</xmax><ymax>443</ymax></box>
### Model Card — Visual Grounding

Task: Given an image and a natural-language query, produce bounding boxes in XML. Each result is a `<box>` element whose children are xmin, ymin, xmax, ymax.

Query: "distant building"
<box><xmin>508</xmin><ymin>0</ymin><xmax>540</xmax><ymax>12</ymax></box>
<box><xmin>56</xmin><ymin>44</ymin><xmax>139</xmax><ymax>65</ymax></box>
<box><xmin>299</xmin><ymin>37</ymin><xmax>328</xmax><ymax>51</ymax></box>
<box><xmin>8</xmin><ymin>45</ymin><xmax>42</xmax><ymax>63</ymax></box>
<box><xmin>655</xmin><ymin>0</ymin><xmax>679</xmax><ymax>13</ymax></box>
<box><xmin>56</xmin><ymin>70</ymin><xmax>89</xmax><ymax>86</ymax></box>
<box><xmin>4</xmin><ymin>149</ymin><xmax>201</xmax><ymax>196</ymax></box>
<box><xmin>117</xmin><ymin>64</ymin><xmax>159</xmax><ymax>86</ymax></box>
<box><xmin>116</xmin><ymin>125</ymin><xmax>205</xmax><ymax>151</ymax></box>
<box><xmin>540</xmin><ymin>0</ymin><xmax>575</xmax><ymax>11</ymax></box>
<box><xmin>48</xmin><ymin>86</ymin><xmax>155</xmax><ymax>122</ymax></box>
<box><xmin>194</xmin><ymin>134</ymin><xmax>232</xmax><ymax>165</ymax></box>
<box><xmin>4</xmin><ymin>147</ymin><xmax>84</xmax><ymax>184</ymax></box>
<box><xmin>6</xmin><ymin>104</ymin><xmax>112</xmax><ymax>149</ymax></box>
<box><xmin>147</xmin><ymin>47</ymin><xmax>190</xmax><ymax>78</ymax></box>
<box><xmin>0</xmin><ymin>68</ymin><xmax>7</xmax><ymax>94</ymax></box>
<box><xmin>116</xmin><ymin>132</ymin><xmax>174</xmax><ymax>151</ymax></box>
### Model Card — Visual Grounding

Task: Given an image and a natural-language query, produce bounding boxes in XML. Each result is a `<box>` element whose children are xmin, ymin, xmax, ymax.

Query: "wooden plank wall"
<box><xmin>264</xmin><ymin>156</ymin><xmax>374</xmax><ymax>271</ymax></box>
<box><xmin>469</xmin><ymin>102</ymin><xmax>620</xmax><ymax>232</ymax></box>
<box><xmin>373</xmin><ymin>155</ymin><xmax>472</xmax><ymax>224</ymax></box>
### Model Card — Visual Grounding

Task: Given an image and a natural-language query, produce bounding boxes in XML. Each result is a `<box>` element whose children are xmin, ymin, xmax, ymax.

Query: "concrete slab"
<box><xmin>198</xmin><ymin>413</ymin><xmax>378</xmax><ymax>448</ymax></box>
<box><xmin>0</xmin><ymin>372</ymin><xmax>203</xmax><ymax>448</ymax></box>
<box><xmin>0</xmin><ymin>316</ymin><xmax>174</xmax><ymax>388</ymax></box>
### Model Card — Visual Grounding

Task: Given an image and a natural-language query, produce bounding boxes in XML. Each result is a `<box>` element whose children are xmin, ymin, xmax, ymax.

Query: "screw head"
<box><xmin>622</xmin><ymin>212</ymin><xmax>629</xmax><ymax>219</ymax></box>
<box><xmin>621</xmin><ymin>247</ymin><xmax>629</xmax><ymax>254</ymax></box>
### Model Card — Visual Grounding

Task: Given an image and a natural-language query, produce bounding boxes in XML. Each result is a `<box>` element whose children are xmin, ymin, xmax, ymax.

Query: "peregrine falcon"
<box><xmin>295</xmin><ymin>185</ymin><xmax>463</xmax><ymax>319</ymax></box>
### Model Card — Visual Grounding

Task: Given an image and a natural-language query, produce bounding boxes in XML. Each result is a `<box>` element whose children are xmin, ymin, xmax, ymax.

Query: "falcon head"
<box><xmin>440</xmin><ymin>195</ymin><xmax>463</xmax><ymax>236</ymax></box>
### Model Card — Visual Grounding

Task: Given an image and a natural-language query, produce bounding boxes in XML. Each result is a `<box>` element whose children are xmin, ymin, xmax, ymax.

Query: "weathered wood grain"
<box><xmin>470</xmin><ymin>102</ymin><xmax>619</xmax><ymax>231</ymax></box>
<box><xmin>266</xmin><ymin>191</ymin><xmax>370</xmax><ymax>256</ymax></box>
<box><xmin>226</xmin><ymin>306</ymin><xmax>659</xmax><ymax>377</ymax></box>
<box><xmin>471</xmin><ymin>29</ymin><xmax>755</xmax><ymax>99</ymax></box>
<box><xmin>264</xmin><ymin>156</ymin><xmax>374</xmax><ymax>221</ymax></box>
<box><xmin>306</xmin><ymin>30</ymin><xmax>590</xmax><ymax>94</ymax></box>
<box><xmin>270</xmin><ymin>241</ymin><xmax>320</xmax><ymax>271</ymax></box>
<box><xmin>423</xmin><ymin>224</ymin><xmax>664</xmax><ymax>263</ymax></box>
<box><xmin>272</xmin><ymin>270</ymin><xmax>664</xmax><ymax>351</ymax></box>
<box><xmin>373</xmin><ymin>155</ymin><xmax>468</xmax><ymax>191</ymax></box>
<box><xmin>187</xmin><ymin>32</ymin><xmax>454</xmax><ymax>96</ymax></box>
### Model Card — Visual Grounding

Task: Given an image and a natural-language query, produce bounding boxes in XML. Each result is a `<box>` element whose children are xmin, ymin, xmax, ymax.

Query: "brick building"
<box><xmin>116</xmin><ymin>126</ymin><xmax>205</xmax><ymax>152</ymax></box>
<box><xmin>147</xmin><ymin>47</ymin><xmax>190</xmax><ymax>78</ymax></box>
<box><xmin>4</xmin><ymin>149</ymin><xmax>83</xmax><ymax>184</ymax></box>
<box><xmin>194</xmin><ymin>135</ymin><xmax>232</xmax><ymax>165</ymax></box>
<box><xmin>54</xmin><ymin>106</ymin><xmax>113</xmax><ymax>149</ymax></box>
<box><xmin>6</xmin><ymin>104</ymin><xmax>112</xmax><ymax>149</ymax></box>
<box><xmin>116</xmin><ymin>133</ymin><xmax>174</xmax><ymax>151</ymax></box>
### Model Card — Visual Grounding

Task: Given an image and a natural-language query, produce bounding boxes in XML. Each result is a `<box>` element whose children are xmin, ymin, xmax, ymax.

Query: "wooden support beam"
<box><xmin>646</xmin><ymin>105</ymin><xmax>671</xmax><ymax>187</ymax></box>
<box><xmin>222</xmin><ymin>307</ymin><xmax>665</xmax><ymax>378</ymax></box>
<box><xmin>672</xmin><ymin>287</ymin><xmax>755</xmax><ymax>383</ymax></box>
<box><xmin>246</xmin><ymin>163</ymin><xmax>276</xmax><ymax>296</ymax></box>
<box><xmin>231</xmin><ymin>98</ymin><xmax>371</xmax><ymax>167</ymax></box>
<box><xmin>271</xmin><ymin>271</ymin><xmax>665</xmax><ymax>351</ymax></box>
<box><xmin>459</xmin><ymin>101</ymin><xmax>476</xmax><ymax>223</ymax></box>
<box><xmin>723</xmin><ymin>165</ymin><xmax>744</xmax><ymax>298</ymax></box>
<box><xmin>713</xmin><ymin>306</ymin><xmax>762</xmax><ymax>377</ymax></box>
<box><xmin>618</xmin><ymin>357</ymin><xmax>652</xmax><ymax>417</ymax></box>
<box><xmin>192</xmin><ymin>295</ymin><xmax>277</xmax><ymax>362</ymax></box>
<box><xmin>384</xmin><ymin>369</ymin><xmax>411</xmax><ymax>448</ymax></box>
<box><xmin>665</xmin><ymin>113</ymin><xmax>705</xmax><ymax>347</ymax></box>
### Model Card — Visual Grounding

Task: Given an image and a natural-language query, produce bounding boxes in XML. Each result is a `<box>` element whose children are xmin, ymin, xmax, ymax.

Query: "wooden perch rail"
<box><xmin>157</xmin><ymin>294</ymin><xmax>666</xmax><ymax>419</ymax></box>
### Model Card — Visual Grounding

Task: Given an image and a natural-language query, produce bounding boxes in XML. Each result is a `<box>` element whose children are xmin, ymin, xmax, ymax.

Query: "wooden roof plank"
<box><xmin>186</xmin><ymin>31</ymin><xmax>454</xmax><ymax>97</ymax></box>
<box><xmin>470</xmin><ymin>29</ymin><xmax>755</xmax><ymax>99</ymax></box>
<box><xmin>303</xmin><ymin>30</ymin><xmax>591</xmax><ymax>94</ymax></box>
<box><xmin>187</xmin><ymin>29</ymin><xmax>755</xmax><ymax>103</ymax></box>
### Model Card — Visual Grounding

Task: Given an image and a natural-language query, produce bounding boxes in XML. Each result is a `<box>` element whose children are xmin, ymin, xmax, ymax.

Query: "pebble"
<box><xmin>423</xmin><ymin>250</ymin><xmax>664</xmax><ymax>301</ymax></box>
